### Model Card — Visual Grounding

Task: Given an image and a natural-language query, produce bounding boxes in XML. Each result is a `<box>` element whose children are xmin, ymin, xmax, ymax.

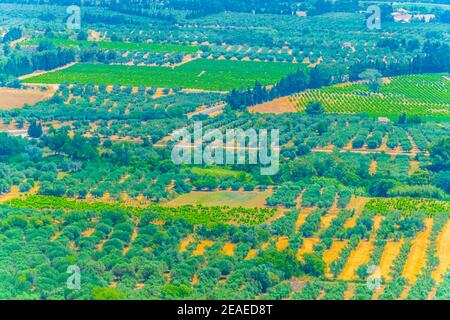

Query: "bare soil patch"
<box><xmin>248</xmin><ymin>96</ymin><xmax>296</xmax><ymax>114</ymax></box>
<box><xmin>0</xmin><ymin>87</ymin><xmax>55</xmax><ymax>109</ymax></box>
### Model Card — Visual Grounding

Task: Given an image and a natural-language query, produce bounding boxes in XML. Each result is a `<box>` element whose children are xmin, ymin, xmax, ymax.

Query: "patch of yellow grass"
<box><xmin>131</xmin><ymin>226</ymin><xmax>139</xmax><ymax>241</ymax></box>
<box><xmin>82</xmin><ymin>228</ymin><xmax>95</xmax><ymax>237</ymax></box>
<box><xmin>402</xmin><ymin>218</ymin><xmax>433</xmax><ymax>283</ymax></box>
<box><xmin>192</xmin><ymin>274</ymin><xmax>199</xmax><ymax>286</ymax></box>
<box><xmin>0</xmin><ymin>87</ymin><xmax>55</xmax><ymax>109</ymax></box>
<box><xmin>136</xmin><ymin>283</ymin><xmax>145</xmax><ymax>290</ymax></box>
<box><xmin>344</xmin><ymin>196</ymin><xmax>370</xmax><ymax>228</ymax></box>
<box><xmin>369</xmin><ymin>159</ymin><xmax>377</xmax><ymax>175</ymax></box>
<box><xmin>338</xmin><ymin>240</ymin><xmax>374</xmax><ymax>280</ymax></box>
<box><xmin>323</xmin><ymin>240</ymin><xmax>348</xmax><ymax>278</ymax></box>
<box><xmin>295</xmin><ymin>208</ymin><xmax>315</xmax><ymax>230</ymax></box>
<box><xmin>29</xmin><ymin>181</ymin><xmax>39</xmax><ymax>194</ymax></box>
<box><xmin>119</xmin><ymin>174</ymin><xmax>131</xmax><ymax>184</ymax></box>
<box><xmin>379</xmin><ymin>240</ymin><xmax>403</xmax><ymax>281</ymax></box>
<box><xmin>248</xmin><ymin>96</ymin><xmax>297</xmax><ymax>114</ymax></box>
<box><xmin>245</xmin><ymin>249</ymin><xmax>258</xmax><ymax>260</ymax></box>
<box><xmin>276</xmin><ymin>236</ymin><xmax>289</xmax><ymax>251</ymax></box>
<box><xmin>223</xmin><ymin>243</ymin><xmax>236</xmax><ymax>256</ymax></box>
<box><xmin>50</xmin><ymin>231</ymin><xmax>61</xmax><ymax>241</ymax></box>
<box><xmin>296</xmin><ymin>238</ymin><xmax>320</xmax><ymax>261</ymax></box>
<box><xmin>432</xmin><ymin>220</ymin><xmax>450</xmax><ymax>283</ymax></box>
<box><xmin>96</xmin><ymin>239</ymin><xmax>107</xmax><ymax>251</ymax></box>
<box><xmin>408</xmin><ymin>161</ymin><xmax>420</xmax><ymax>175</ymax></box>
<box><xmin>56</xmin><ymin>172</ymin><xmax>68</xmax><ymax>180</ymax></box>
<box><xmin>344</xmin><ymin>283</ymin><xmax>355</xmax><ymax>300</ymax></box>
<box><xmin>179</xmin><ymin>235</ymin><xmax>194</xmax><ymax>253</ymax></box>
<box><xmin>192</xmin><ymin>240</ymin><xmax>214</xmax><ymax>256</ymax></box>
<box><xmin>0</xmin><ymin>185</ymin><xmax>20</xmax><ymax>204</ymax></box>
<box><xmin>398</xmin><ymin>286</ymin><xmax>411</xmax><ymax>300</ymax></box>
<box><xmin>321</xmin><ymin>196</ymin><xmax>339</xmax><ymax>229</ymax></box>
<box><xmin>163</xmin><ymin>272</ymin><xmax>171</xmax><ymax>283</ymax></box>
<box><xmin>165</xmin><ymin>190</ymin><xmax>271</xmax><ymax>208</ymax></box>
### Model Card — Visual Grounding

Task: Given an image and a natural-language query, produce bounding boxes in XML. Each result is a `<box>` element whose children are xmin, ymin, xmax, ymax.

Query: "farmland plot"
<box><xmin>290</xmin><ymin>74</ymin><xmax>450</xmax><ymax>118</ymax></box>
<box><xmin>24</xmin><ymin>59</ymin><xmax>301</xmax><ymax>91</ymax></box>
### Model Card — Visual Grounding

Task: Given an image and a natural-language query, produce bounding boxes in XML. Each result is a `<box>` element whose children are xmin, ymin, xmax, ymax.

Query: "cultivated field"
<box><xmin>4</xmin><ymin>193</ymin><xmax>447</xmax><ymax>300</ymax></box>
<box><xmin>23</xmin><ymin>59</ymin><xmax>302</xmax><ymax>91</ymax></box>
<box><xmin>0</xmin><ymin>87</ymin><xmax>55</xmax><ymax>109</ymax></box>
<box><xmin>289</xmin><ymin>73</ymin><xmax>450</xmax><ymax>118</ymax></box>
<box><xmin>164</xmin><ymin>190</ymin><xmax>272</xmax><ymax>208</ymax></box>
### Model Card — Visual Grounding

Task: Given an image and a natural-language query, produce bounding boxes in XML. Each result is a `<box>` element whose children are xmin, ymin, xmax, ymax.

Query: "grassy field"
<box><xmin>190</xmin><ymin>167</ymin><xmax>252</xmax><ymax>180</ymax></box>
<box><xmin>290</xmin><ymin>73</ymin><xmax>450</xmax><ymax>118</ymax></box>
<box><xmin>23</xmin><ymin>38</ymin><xmax>200</xmax><ymax>54</ymax></box>
<box><xmin>6</xmin><ymin>194</ymin><xmax>275</xmax><ymax>225</ymax></box>
<box><xmin>23</xmin><ymin>59</ymin><xmax>302</xmax><ymax>91</ymax></box>
<box><xmin>164</xmin><ymin>190</ymin><xmax>272</xmax><ymax>208</ymax></box>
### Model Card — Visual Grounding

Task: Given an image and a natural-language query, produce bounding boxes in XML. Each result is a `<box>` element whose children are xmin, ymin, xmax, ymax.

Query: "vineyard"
<box><xmin>365</xmin><ymin>198</ymin><xmax>450</xmax><ymax>216</ymax></box>
<box><xmin>290</xmin><ymin>74</ymin><xmax>450</xmax><ymax>118</ymax></box>
<box><xmin>23</xmin><ymin>59</ymin><xmax>301</xmax><ymax>91</ymax></box>
<box><xmin>6</xmin><ymin>195</ymin><xmax>276</xmax><ymax>226</ymax></box>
